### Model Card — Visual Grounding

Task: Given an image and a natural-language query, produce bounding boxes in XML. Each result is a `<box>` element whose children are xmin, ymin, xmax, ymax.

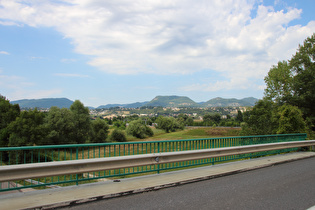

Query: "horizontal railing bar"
<box><xmin>0</xmin><ymin>140</ymin><xmax>314</xmax><ymax>182</ymax></box>
<box><xmin>0</xmin><ymin>133</ymin><xmax>307</xmax><ymax>151</ymax></box>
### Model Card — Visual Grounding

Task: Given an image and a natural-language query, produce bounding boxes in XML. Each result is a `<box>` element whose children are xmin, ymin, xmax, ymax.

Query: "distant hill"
<box><xmin>11</xmin><ymin>98</ymin><xmax>74</xmax><ymax>109</ymax></box>
<box><xmin>145</xmin><ymin>96</ymin><xmax>198</xmax><ymax>107</ymax></box>
<box><xmin>97</xmin><ymin>101</ymin><xmax>149</xmax><ymax>109</ymax></box>
<box><xmin>201</xmin><ymin>97</ymin><xmax>258</xmax><ymax>107</ymax></box>
<box><xmin>10</xmin><ymin>96</ymin><xmax>259</xmax><ymax>109</ymax></box>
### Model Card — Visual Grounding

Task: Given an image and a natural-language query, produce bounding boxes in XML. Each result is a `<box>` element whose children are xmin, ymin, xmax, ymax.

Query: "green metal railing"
<box><xmin>0</xmin><ymin>133</ymin><xmax>307</xmax><ymax>192</ymax></box>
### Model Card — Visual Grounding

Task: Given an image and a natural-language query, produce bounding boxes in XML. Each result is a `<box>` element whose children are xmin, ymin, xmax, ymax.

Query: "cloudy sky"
<box><xmin>0</xmin><ymin>0</ymin><xmax>314</xmax><ymax>107</ymax></box>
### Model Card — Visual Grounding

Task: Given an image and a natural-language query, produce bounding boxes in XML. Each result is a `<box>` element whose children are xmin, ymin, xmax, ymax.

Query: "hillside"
<box><xmin>202</xmin><ymin>97</ymin><xmax>258</xmax><ymax>107</ymax></box>
<box><xmin>10</xmin><ymin>96</ymin><xmax>259</xmax><ymax>109</ymax></box>
<box><xmin>145</xmin><ymin>96</ymin><xmax>198</xmax><ymax>107</ymax></box>
<box><xmin>97</xmin><ymin>102</ymin><xmax>149</xmax><ymax>109</ymax></box>
<box><xmin>11</xmin><ymin>98</ymin><xmax>74</xmax><ymax>109</ymax></box>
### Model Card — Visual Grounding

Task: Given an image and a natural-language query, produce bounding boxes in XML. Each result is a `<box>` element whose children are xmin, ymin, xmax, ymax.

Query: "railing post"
<box><xmin>157</xmin><ymin>142</ymin><xmax>160</xmax><ymax>174</ymax></box>
<box><xmin>76</xmin><ymin>147</ymin><xmax>79</xmax><ymax>186</ymax></box>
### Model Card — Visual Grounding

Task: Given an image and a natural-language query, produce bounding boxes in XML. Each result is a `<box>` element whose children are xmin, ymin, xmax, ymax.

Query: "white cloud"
<box><xmin>54</xmin><ymin>73</ymin><xmax>90</xmax><ymax>78</ymax></box>
<box><xmin>0</xmin><ymin>51</ymin><xmax>10</xmax><ymax>55</ymax></box>
<box><xmin>0</xmin><ymin>0</ymin><xmax>314</xmax><ymax>92</ymax></box>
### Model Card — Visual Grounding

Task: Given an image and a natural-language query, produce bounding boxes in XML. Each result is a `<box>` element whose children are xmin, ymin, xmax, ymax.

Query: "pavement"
<box><xmin>0</xmin><ymin>152</ymin><xmax>314</xmax><ymax>210</ymax></box>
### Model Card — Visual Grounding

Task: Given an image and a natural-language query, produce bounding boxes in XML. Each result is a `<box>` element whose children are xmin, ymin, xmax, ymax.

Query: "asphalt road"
<box><xmin>64</xmin><ymin>157</ymin><xmax>315</xmax><ymax>210</ymax></box>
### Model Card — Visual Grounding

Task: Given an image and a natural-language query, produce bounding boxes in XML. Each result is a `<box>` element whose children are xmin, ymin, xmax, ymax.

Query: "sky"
<box><xmin>0</xmin><ymin>0</ymin><xmax>314</xmax><ymax>108</ymax></box>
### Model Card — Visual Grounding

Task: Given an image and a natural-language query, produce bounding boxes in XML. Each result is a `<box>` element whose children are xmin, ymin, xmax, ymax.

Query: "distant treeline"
<box><xmin>1</xmin><ymin>95</ymin><xmax>246</xmax><ymax>147</ymax></box>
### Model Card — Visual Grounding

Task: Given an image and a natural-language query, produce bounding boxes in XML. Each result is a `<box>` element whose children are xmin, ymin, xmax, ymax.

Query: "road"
<box><xmin>64</xmin><ymin>157</ymin><xmax>315</xmax><ymax>210</ymax></box>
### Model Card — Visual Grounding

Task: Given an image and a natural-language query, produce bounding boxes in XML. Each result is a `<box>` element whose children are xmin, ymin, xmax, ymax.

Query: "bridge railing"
<box><xmin>0</xmin><ymin>133</ymin><xmax>307</xmax><ymax>192</ymax></box>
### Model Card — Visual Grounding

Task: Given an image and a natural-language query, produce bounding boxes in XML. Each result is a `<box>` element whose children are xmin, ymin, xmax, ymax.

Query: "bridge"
<box><xmin>0</xmin><ymin>134</ymin><xmax>314</xmax><ymax>209</ymax></box>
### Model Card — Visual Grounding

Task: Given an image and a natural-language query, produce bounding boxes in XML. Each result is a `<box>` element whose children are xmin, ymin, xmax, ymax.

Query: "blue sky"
<box><xmin>0</xmin><ymin>0</ymin><xmax>314</xmax><ymax>107</ymax></box>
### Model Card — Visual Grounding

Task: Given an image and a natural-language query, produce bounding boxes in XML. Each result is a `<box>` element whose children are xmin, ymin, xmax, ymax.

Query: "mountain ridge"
<box><xmin>10</xmin><ymin>96</ymin><xmax>259</xmax><ymax>109</ymax></box>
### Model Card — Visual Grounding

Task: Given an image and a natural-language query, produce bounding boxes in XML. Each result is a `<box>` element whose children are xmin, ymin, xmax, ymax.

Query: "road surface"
<box><xmin>64</xmin><ymin>157</ymin><xmax>315</xmax><ymax>210</ymax></box>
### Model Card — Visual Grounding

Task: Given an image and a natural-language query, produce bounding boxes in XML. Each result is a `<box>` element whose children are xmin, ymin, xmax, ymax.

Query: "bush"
<box><xmin>90</xmin><ymin>118</ymin><xmax>109</xmax><ymax>143</ymax></box>
<box><xmin>155</xmin><ymin>116</ymin><xmax>184</xmax><ymax>133</ymax></box>
<box><xmin>109</xmin><ymin>129</ymin><xmax>127</xmax><ymax>142</ymax></box>
<box><xmin>126</xmin><ymin>119</ymin><xmax>154</xmax><ymax>139</ymax></box>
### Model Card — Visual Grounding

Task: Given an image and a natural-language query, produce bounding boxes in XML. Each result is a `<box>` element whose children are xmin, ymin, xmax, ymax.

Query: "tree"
<box><xmin>0</xmin><ymin>96</ymin><xmax>20</xmax><ymax>147</ymax></box>
<box><xmin>109</xmin><ymin>129</ymin><xmax>127</xmax><ymax>142</ymax></box>
<box><xmin>264</xmin><ymin>33</ymin><xmax>315</xmax><ymax>129</ymax></box>
<box><xmin>290</xmin><ymin>34</ymin><xmax>315</xmax><ymax>126</ymax></box>
<box><xmin>155</xmin><ymin>116</ymin><xmax>184</xmax><ymax>133</ymax></box>
<box><xmin>44</xmin><ymin>107</ymin><xmax>75</xmax><ymax>145</ymax></box>
<box><xmin>276</xmin><ymin>104</ymin><xmax>306</xmax><ymax>134</ymax></box>
<box><xmin>264</xmin><ymin>61</ymin><xmax>293</xmax><ymax>104</ymax></box>
<box><xmin>203</xmin><ymin>113</ymin><xmax>221</xmax><ymax>126</ymax></box>
<box><xmin>91</xmin><ymin>118</ymin><xmax>109</xmax><ymax>143</ymax></box>
<box><xmin>177</xmin><ymin>114</ymin><xmax>193</xmax><ymax>126</ymax></box>
<box><xmin>70</xmin><ymin>100</ymin><xmax>91</xmax><ymax>143</ymax></box>
<box><xmin>126</xmin><ymin>119</ymin><xmax>153</xmax><ymax>139</ymax></box>
<box><xmin>241</xmin><ymin>99</ymin><xmax>277</xmax><ymax>135</ymax></box>
<box><xmin>236</xmin><ymin>110</ymin><xmax>244</xmax><ymax>122</ymax></box>
<box><xmin>7</xmin><ymin>109</ymin><xmax>46</xmax><ymax>146</ymax></box>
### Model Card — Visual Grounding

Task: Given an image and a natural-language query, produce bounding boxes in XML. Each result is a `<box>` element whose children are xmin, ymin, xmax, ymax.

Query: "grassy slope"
<box><xmin>137</xmin><ymin>127</ymin><xmax>241</xmax><ymax>141</ymax></box>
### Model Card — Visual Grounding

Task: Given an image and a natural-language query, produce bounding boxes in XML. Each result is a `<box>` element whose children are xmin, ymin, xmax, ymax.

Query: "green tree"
<box><xmin>44</xmin><ymin>107</ymin><xmax>75</xmax><ymax>145</ymax></box>
<box><xmin>177</xmin><ymin>114</ymin><xmax>193</xmax><ymax>126</ymax></box>
<box><xmin>155</xmin><ymin>116</ymin><xmax>183</xmax><ymax>133</ymax></box>
<box><xmin>113</xmin><ymin>121</ymin><xmax>126</xmax><ymax>130</ymax></box>
<box><xmin>264</xmin><ymin>61</ymin><xmax>293</xmax><ymax>104</ymax></box>
<box><xmin>236</xmin><ymin>110</ymin><xmax>244</xmax><ymax>122</ymax></box>
<box><xmin>203</xmin><ymin>114</ymin><xmax>213</xmax><ymax>126</ymax></box>
<box><xmin>126</xmin><ymin>119</ymin><xmax>153</xmax><ymax>139</ymax></box>
<box><xmin>241</xmin><ymin>99</ymin><xmax>277</xmax><ymax>135</ymax></box>
<box><xmin>109</xmin><ymin>129</ymin><xmax>127</xmax><ymax>142</ymax></box>
<box><xmin>91</xmin><ymin>118</ymin><xmax>109</xmax><ymax>143</ymax></box>
<box><xmin>264</xmin><ymin>33</ymin><xmax>315</xmax><ymax>129</ymax></box>
<box><xmin>70</xmin><ymin>100</ymin><xmax>91</xmax><ymax>143</ymax></box>
<box><xmin>0</xmin><ymin>96</ymin><xmax>20</xmax><ymax>146</ymax></box>
<box><xmin>203</xmin><ymin>113</ymin><xmax>221</xmax><ymax>126</ymax></box>
<box><xmin>7</xmin><ymin>109</ymin><xmax>46</xmax><ymax>146</ymax></box>
<box><xmin>276</xmin><ymin>104</ymin><xmax>306</xmax><ymax>134</ymax></box>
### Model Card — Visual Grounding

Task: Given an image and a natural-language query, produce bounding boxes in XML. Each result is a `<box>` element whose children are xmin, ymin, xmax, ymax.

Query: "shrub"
<box><xmin>110</xmin><ymin>129</ymin><xmax>127</xmax><ymax>142</ymax></box>
<box><xmin>126</xmin><ymin>119</ymin><xmax>154</xmax><ymax>139</ymax></box>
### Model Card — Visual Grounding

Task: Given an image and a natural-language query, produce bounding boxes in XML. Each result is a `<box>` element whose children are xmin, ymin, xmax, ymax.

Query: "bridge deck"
<box><xmin>1</xmin><ymin>152</ymin><xmax>314</xmax><ymax>210</ymax></box>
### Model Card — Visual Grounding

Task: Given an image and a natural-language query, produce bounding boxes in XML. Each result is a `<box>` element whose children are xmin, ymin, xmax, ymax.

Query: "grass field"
<box><xmin>130</xmin><ymin>126</ymin><xmax>241</xmax><ymax>141</ymax></box>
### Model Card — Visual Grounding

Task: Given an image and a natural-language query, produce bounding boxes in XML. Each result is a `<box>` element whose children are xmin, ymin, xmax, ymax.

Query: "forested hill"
<box><xmin>10</xmin><ymin>98</ymin><xmax>74</xmax><ymax>109</ymax></box>
<box><xmin>202</xmin><ymin>97</ymin><xmax>258</xmax><ymax>107</ymax></box>
<box><xmin>145</xmin><ymin>96</ymin><xmax>198</xmax><ymax>107</ymax></box>
<box><xmin>10</xmin><ymin>96</ymin><xmax>259</xmax><ymax>109</ymax></box>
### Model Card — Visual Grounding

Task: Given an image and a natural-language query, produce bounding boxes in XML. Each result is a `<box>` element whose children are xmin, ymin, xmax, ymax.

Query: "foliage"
<box><xmin>264</xmin><ymin>33</ymin><xmax>315</xmax><ymax>130</ymax></box>
<box><xmin>90</xmin><ymin>118</ymin><xmax>109</xmax><ymax>143</ymax></box>
<box><xmin>70</xmin><ymin>100</ymin><xmax>92</xmax><ymax>143</ymax></box>
<box><xmin>110</xmin><ymin>129</ymin><xmax>127</xmax><ymax>142</ymax></box>
<box><xmin>276</xmin><ymin>104</ymin><xmax>306</xmax><ymax>134</ymax></box>
<box><xmin>177</xmin><ymin>114</ymin><xmax>194</xmax><ymax>126</ymax></box>
<box><xmin>264</xmin><ymin>61</ymin><xmax>293</xmax><ymax>104</ymax></box>
<box><xmin>240</xmin><ymin>99</ymin><xmax>277</xmax><ymax>135</ymax></box>
<box><xmin>203</xmin><ymin>113</ymin><xmax>221</xmax><ymax>126</ymax></box>
<box><xmin>0</xmin><ymin>96</ymin><xmax>20</xmax><ymax>147</ymax></box>
<box><xmin>126</xmin><ymin>119</ymin><xmax>153</xmax><ymax>139</ymax></box>
<box><xmin>236</xmin><ymin>110</ymin><xmax>244</xmax><ymax>122</ymax></box>
<box><xmin>7</xmin><ymin>109</ymin><xmax>46</xmax><ymax>146</ymax></box>
<box><xmin>241</xmin><ymin>99</ymin><xmax>306</xmax><ymax>136</ymax></box>
<box><xmin>44</xmin><ymin>107</ymin><xmax>75</xmax><ymax>144</ymax></box>
<box><xmin>155</xmin><ymin>116</ymin><xmax>184</xmax><ymax>133</ymax></box>
<box><xmin>112</xmin><ymin>121</ymin><xmax>126</xmax><ymax>130</ymax></box>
